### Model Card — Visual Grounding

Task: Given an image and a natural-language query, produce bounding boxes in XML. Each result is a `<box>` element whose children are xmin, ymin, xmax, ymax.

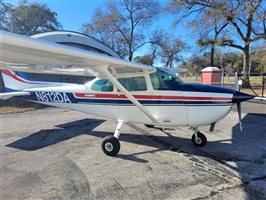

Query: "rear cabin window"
<box><xmin>91</xmin><ymin>79</ymin><xmax>113</xmax><ymax>92</ymax></box>
<box><xmin>149</xmin><ymin>68</ymin><xmax>183</xmax><ymax>90</ymax></box>
<box><xmin>118</xmin><ymin>77</ymin><xmax>147</xmax><ymax>91</ymax></box>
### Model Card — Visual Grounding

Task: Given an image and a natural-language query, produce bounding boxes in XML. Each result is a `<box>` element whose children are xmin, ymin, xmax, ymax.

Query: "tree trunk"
<box><xmin>128</xmin><ymin>41</ymin><xmax>133</xmax><ymax>61</ymax></box>
<box><xmin>210</xmin><ymin>44</ymin><xmax>215</xmax><ymax>66</ymax></box>
<box><xmin>243</xmin><ymin>45</ymin><xmax>250</xmax><ymax>80</ymax></box>
<box><xmin>128</xmin><ymin>46</ymin><xmax>133</xmax><ymax>61</ymax></box>
<box><xmin>242</xmin><ymin>44</ymin><xmax>251</xmax><ymax>88</ymax></box>
<box><xmin>129</xmin><ymin>54</ymin><xmax>133</xmax><ymax>61</ymax></box>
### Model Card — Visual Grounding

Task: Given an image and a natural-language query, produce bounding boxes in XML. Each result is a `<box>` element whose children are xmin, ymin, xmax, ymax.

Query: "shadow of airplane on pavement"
<box><xmin>7</xmin><ymin>112</ymin><xmax>266</xmax><ymax>198</ymax></box>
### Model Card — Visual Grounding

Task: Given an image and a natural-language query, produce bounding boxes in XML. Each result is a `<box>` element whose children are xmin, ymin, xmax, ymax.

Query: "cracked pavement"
<box><xmin>0</xmin><ymin>100</ymin><xmax>265</xmax><ymax>200</ymax></box>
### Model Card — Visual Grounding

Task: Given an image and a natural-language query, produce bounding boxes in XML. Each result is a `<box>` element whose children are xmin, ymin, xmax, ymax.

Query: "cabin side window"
<box><xmin>118</xmin><ymin>77</ymin><xmax>147</xmax><ymax>91</ymax></box>
<box><xmin>91</xmin><ymin>79</ymin><xmax>113</xmax><ymax>92</ymax></box>
<box><xmin>149</xmin><ymin>68</ymin><xmax>182</xmax><ymax>90</ymax></box>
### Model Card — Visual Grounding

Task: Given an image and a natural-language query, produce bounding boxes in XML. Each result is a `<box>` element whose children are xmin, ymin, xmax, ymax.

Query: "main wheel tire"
<box><xmin>145</xmin><ymin>124</ymin><xmax>155</xmax><ymax>128</ymax></box>
<box><xmin>192</xmin><ymin>131</ymin><xmax>207</xmax><ymax>147</ymax></box>
<box><xmin>101</xmin><ymin>136</ymin><xmax>120</xmax><ymax>156</ymax></box>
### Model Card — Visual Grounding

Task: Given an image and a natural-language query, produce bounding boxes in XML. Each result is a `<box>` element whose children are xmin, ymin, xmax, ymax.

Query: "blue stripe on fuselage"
<box><xmin>76</xmin><ymin>98</ymin><xmax>231</xmax><ymax>105</ymax></box>
<box><xmin>27</xmin><ymin>91</ymin><xmax>231</xmax><ymax>106</ymax></box>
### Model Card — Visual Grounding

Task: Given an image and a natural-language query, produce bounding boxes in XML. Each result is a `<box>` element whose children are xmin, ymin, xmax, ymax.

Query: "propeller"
<box><xmin>236</xmin><ymin>102</ymin><xmax>242</xmax><ymax>131</ymax></box>
<box><xmin>232</xmin><ymin>91</ymin><xmax>254</xmax><ymax>132</ymax></box>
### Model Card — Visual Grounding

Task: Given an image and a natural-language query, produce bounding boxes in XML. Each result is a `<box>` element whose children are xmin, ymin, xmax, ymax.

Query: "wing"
<box><xmin>0</xmin><ymin>31</ymin><xmax>158</xmax><ymax>123</ymax></box>
<box><xmin>1</xmin><ymin>31</ymin><xmax>155</xmax><ymax>76</ymax></box>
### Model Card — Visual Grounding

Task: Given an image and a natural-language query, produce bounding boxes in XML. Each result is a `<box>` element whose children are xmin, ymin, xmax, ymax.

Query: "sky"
<box><xmin>41</xmin><ymin>0</ymin><xmax>106</xmax><ymax>32</ymax></box>
<box><xmin>6</xmin><ymin>0</ymin><xmax>108</xmax><ymax>32</ymax></box>
<box><xmin>4</xmin><ymin>0</ymin><xmax>257</xmax><ymax>66</ymax></box>
<box><xmin>4</xmin><ymin>0</ymin><xmax>196</xmax><ymax>62</ymax></box>
<box><xmin>6</xmin><ymin>0</ymin><xmax>187</xmax><ymax>33</ymax></box>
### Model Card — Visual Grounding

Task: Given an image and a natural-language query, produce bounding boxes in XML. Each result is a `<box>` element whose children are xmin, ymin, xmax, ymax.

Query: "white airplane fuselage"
<box><xmin>2</xmin><ymin>69</ymin><xmax>234</xmax><ymax>127</ymax></box>
<box><xmin>27</xmin><ymin>86</ymin><xmax>233</xmax><ymax>126</ymax></box>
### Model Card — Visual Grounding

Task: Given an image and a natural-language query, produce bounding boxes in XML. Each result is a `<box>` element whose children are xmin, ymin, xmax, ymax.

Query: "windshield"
<box><xmin>149</xmin><ymin>68</ymin><xmax>183</xmax><ymax>90</ymax></box>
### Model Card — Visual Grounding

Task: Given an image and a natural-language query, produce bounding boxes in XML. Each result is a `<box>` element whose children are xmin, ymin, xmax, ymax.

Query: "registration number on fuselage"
<box><xmin>35</xmin><ymin>91</ymin><xmax>71</xmax><ymax>103</ymax></box>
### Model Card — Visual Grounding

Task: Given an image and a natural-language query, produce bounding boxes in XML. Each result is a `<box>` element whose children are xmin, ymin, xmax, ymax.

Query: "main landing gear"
<box><xmin>101</xmin><ymin>123</ymin><xmax>208</xmax><ymax>156</ymax></box>
<box><xmin>191</xmin><ymin>127</ymin><xmax>207</xmax><ymax>147</ymax></box>
<box><xmin>101</xmin><ymin>120</ymin><xmax>124</xmax><ymax>156</ymax></box>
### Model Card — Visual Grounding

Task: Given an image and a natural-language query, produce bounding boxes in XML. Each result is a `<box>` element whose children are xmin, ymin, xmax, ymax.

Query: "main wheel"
<box><xmin>192</xmin><ymin>131</ymin><xmax>207</xmax><ymax>147</ymax></box>
<box><xmin>101</xmin><ymin>136</ymin><xmax>120</xmax><ymax>156</ymax></box>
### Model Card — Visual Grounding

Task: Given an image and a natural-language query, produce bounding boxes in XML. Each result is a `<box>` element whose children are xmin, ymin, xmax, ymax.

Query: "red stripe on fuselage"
<box><xmin>1</xmin><ymin>70</ymin><xmax>47</xmax><ymax>84</ymax></box>
<box><xmin>74</xmin><ymin>93</ymin><xmax>232</xmax><ymax>101</ymax></box>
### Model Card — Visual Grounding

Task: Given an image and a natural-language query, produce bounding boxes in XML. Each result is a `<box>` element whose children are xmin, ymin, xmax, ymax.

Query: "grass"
<box><xmin>0</xmin><ymin>98</ymin><xmax>45</xmax><ymax>114</ymax></box>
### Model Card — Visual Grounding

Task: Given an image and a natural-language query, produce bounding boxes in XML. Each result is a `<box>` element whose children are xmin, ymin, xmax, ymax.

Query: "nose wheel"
<box><xmin>191</xmin><ymin>129</ymin><xmax>207</xmax><ymax>147</ymax></box>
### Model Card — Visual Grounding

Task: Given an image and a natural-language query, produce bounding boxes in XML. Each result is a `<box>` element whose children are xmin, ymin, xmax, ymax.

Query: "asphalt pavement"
<box><xmin>0</xmin><ymin>101</ymin><xmax>265</xmax><ymax>200</ymax></box>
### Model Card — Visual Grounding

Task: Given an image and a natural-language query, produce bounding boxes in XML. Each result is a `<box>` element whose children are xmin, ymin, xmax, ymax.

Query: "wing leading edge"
<box><xmin>0</xmin><ymin>30</ymin><xmax>155</xmax><ymax>76</ymax></box>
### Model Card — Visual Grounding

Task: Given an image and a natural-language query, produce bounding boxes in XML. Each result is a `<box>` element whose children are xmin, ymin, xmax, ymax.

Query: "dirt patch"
<box><xmin>0</xmin><ymin>98</ymin><xmax>45</xmax><ymax>114</ymax></box>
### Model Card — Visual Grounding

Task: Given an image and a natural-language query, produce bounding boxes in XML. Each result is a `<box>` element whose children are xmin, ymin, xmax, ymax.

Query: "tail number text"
<box><xmin>35</xmin><ymin>92</ymin><xmax>71</xmax><ymax>103</ymax></box>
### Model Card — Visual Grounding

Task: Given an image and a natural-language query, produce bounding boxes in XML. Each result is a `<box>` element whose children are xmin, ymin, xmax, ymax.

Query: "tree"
<box><xmin>165</xmin><ymin>1</ymin><xmax>228</xmax><ymax>67</ymax></box>
<box><xmin>182</xmin><ymin>54</ymin><xmax>209</xmax><ymax>74</ymax></box>
<box><xmin>0</xmin><ymin>1</ymin><xmax>62</xmax><ymax>36</ymax></box>
<box><xmin>151</xmin><ymin>31</ymin><xmax>185</xmax><ymax>68</ymax></box>
<box><xmin>197</xmin><ymin>20</ymin><xmax>228</xmax><ymax>67</ymax></box>
<box><xmin>82</xmin><ymin>8</ymin><xmax>129</xmax><ymax>59</ymax></box>
<box><xmin>82</xmin><ymin>0</ymin><xmax>160</xmax><ymax>61</ymax></box>
<box><xmin>221</xmin><ymin>52</ymin><xmax>242</xmax><ymax>73</ymax></box>
<box><xmin>250</xmin><ymin>44</ymin><xmax>266</xmax><ymax>74</ymax></box>
<box><xmin>134</xmin><ymin>51</ymin><xmax>156</xmax><ymax>65</ymax></box>
<box><xmin>166</xmin><ymin>0</ymin><xmax>266</xmax><ymax>86</ymax></box>
<box><xmin>220</xmin><ymin>0</ymin><xmax>266</xmax><ymax>81</ymax></box>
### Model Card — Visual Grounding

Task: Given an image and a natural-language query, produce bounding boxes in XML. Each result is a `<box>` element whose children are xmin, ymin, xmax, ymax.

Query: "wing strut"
<box><xmin>102</xmin><ymin>68</ymin><xmax>158</xmax><ymax>124</ymax></box>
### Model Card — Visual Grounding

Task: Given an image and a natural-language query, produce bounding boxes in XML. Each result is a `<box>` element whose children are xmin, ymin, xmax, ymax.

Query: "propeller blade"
<box><xmin>236</xmin><ymin>102</ymin><xmax>242</xmax><ymax>132</ymax></box>
<box><xmin>234</xmin><ymin>72</ymin><xmax>240</xmax><ymax>91</ymax></box>
<box><xmin>232</xmin><ymin>90</ymin><xmax>254</xmax><ymax>132</ymax></box>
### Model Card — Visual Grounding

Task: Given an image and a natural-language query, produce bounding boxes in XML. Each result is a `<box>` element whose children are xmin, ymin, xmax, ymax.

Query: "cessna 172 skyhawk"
<box><xmin>0</xmin><ymin>31</ymin><xmax>254</xmax><ymax>156</ymax></box>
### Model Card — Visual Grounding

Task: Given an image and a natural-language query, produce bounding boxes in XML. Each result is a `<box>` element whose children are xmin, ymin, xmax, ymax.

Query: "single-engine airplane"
<box><xmin>0</xmin><ymin>31</ymin><xmax>254</xmax><ymax>156</ymax></box>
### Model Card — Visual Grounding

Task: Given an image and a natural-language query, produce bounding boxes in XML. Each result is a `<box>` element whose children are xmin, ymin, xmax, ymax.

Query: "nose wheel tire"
<box><xmin>101</xmin><ymin>136</ymin><xmax>120</xmax><ymax>156</ymax></box>
<box><xmin>192</xmin><ymin>131</ymin><xmax>207</xmax><ymax>147</ymax></box>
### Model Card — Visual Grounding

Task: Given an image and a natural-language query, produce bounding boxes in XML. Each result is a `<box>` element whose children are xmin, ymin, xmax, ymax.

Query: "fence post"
<box><xmin>221</xmin><ymin>68</ymin><xmax>224</xmax><ymax>86</ymax></box>
<box><xmin>262</xmin><ymin>73</ymin><xmax>265</xmax><ymax>97</ymax></box>
<box><xmin>234</xmin><ymin>72</ymin><xmax>239</xmax><ymax>91</ymax></box>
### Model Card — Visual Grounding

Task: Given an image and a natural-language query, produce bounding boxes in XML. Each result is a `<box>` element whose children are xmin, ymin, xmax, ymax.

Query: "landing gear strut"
<box><xmin>191</xmin><ymin>127</ymin><xmax>207</xmax><ymax>147</ymax></box>
<box><xmin>101</xmin><ymin>120</ymin><xmax>124</xmax><ymax>156</ymax></box>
